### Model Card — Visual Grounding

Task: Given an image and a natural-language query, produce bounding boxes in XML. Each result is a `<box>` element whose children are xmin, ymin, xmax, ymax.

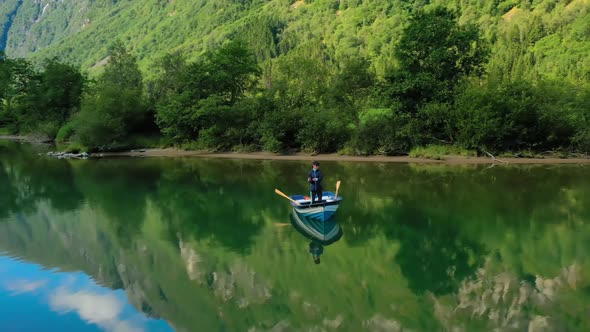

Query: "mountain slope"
<box><xmin>0</xmin><ymin>0</ymin><xmax>587</xmax><ymax>83</ymax></box>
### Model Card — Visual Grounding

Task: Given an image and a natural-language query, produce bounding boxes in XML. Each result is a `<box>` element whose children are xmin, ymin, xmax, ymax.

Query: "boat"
<box><xmin>288</xmin><ymin>191</ymin><xmax>342</xmax><ymax>222</ymax></box>
<box><xmin>290</xmin><ymin>208</ymin><xmax>343</xmax><ymax>244</ymax></box>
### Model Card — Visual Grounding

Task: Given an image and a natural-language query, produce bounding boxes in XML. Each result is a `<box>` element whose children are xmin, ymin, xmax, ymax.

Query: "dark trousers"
<box><xmin>311</xmin><ymin>190</ymin><xmax>323</xmax><ymax>204</ymax></box>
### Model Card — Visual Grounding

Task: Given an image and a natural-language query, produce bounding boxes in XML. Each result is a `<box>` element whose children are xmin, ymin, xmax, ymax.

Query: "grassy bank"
<box><xmin>4</xmin><ymin>130</ymin><xmax>588</xmax><ymax>163</ymax></box>
<box><xmin>55</xmin><ymin>134</ymin><xmax>173</xmax><ymax>153</ymax></box>
<box><xmin>409</xmin><ymin>145</ymin><xmax>477</xmax><ymax>160</ymax></box>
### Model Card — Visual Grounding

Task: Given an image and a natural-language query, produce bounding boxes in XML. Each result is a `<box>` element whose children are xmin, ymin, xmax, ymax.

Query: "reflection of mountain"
<box><xmin>433</xmin><ymin>259</ymin><xmax>589</xmax><ymax>331</ymax></box>
<box><xmin>1</xmin><ymin>141</ymin><xmax>590</xmax><ymax>331</ymax></box>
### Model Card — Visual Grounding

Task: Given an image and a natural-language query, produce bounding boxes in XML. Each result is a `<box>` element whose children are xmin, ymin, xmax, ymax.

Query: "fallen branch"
<box><xmin>483</xmin><ymin>149</ymin><xmax>508</xmax><ymax>163</ymax></box>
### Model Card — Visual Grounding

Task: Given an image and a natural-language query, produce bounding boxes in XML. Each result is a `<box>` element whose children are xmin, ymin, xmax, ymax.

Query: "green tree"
<box><xmin>155</xmin><ymin>40</ymin><xmax>260</xmax><ymax>144</ymax></box>
<box><xmin>370</xmin><ymin>7</ymin><xmax>489</xmax><ymax>147</ymax></box>
<box><xmin>454</xmin><ymin>79</ymin><xmax>576</xmax><ymax>151</ymax></box>
<box><xmin>147</xmin><ymin>52</ymin><xmax>188</xmax><ymax>106</ymax></box>
<box><xmin>30</xmin><ymin>58</ymin><xmax>86</xmax><ymax>137</ymax></box>
<box><xmin>0</xmin><ymin>51</ymin><xmax>8</xmax><ymax>99</ymax></box>
<box><xmin>384</xmin><ymin>7</ymin><xmax>489</xmax><ymax>112</ymax></box>
<box><xmin>571</xmin><ymin>88</ymin><xmax>590</xmax><ymax>153</ymax></box>
<box><xmin>327</xmin><ymin>57</ymin><xmax>375</xmax><ymax>125</ymax></box>
<box><xmin>0</xmin><ymin>57</ymin><xmax>38</xmax><ymax>133</ymax></box>
<box><xmin>75</xmin><ymin>42</ymin><xmax>147</xmax><ymax>149</ymax></box>
<box><xmin>101</xmin><ymin>41</ymin><xmax>144</xmax><ymax>89</ymax></box>
<box><xmin>204</xmin><ymin>40</ymin><xmax>261</xmax><ymax>103</ymax></box>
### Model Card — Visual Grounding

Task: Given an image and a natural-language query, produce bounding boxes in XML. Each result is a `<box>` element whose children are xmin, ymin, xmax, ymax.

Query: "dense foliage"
<box><xmin>0</xmin><ymin>1</ymin><xmax>588</xmax><ymax>154</ymax></box>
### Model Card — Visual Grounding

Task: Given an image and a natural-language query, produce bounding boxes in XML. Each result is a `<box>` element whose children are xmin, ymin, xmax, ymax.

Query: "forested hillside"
<box><xmin>0</xmin><ymin>0</ymin><xmax>589</xmax><ymax>155</ymax></box>
<box><xmin>1</xmin><ymin>0</ymin><xmax>588</xmax><ymax>81</ymax></box>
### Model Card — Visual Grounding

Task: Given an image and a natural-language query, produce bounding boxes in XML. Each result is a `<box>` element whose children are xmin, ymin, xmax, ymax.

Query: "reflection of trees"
<box><xmin>1</xmin><ymin>146</ymin><xmax>589</xmax><ymax>331</ymax></box>
<box><xmin>149</xmin><ymin>159</ymin><xmax>284</xmax><ymax>252</ymax></box>
<box><xmin>324</xmin><ymin>163</ymin><xmax>590</xmax><ymax>296</ymax></box>
<box><xmin>71</xmin><ymin>159</ymin><xmax>162</xmax><ymax>246</ymax></box>
<box><xmin>0</xmin><ymin>142</ymin><xmax>283</xmax><ymax>251</ymax></box>
<box><xmin>336</xmin><ymin>164</ymin><xmax>590</xmax><ymax>244</ymax></box>
<box><xmin>391</xmin><ymin>206</ymin><xmax>484</xmax><ymax>295</ymax></box>
<box><xmin>0</xmin><ymin>160</ymin><xmax>23</xmax><ymax>219</ymax></box>
<box><xmin>0</xmin><ymin>142</ymin><xmax>84</xmax><ymax>219</ymax></box>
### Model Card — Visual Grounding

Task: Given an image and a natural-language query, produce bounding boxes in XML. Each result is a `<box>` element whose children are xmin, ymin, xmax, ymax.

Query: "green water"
<box><xmin>1</xmin><ymin>141</ymin><xmax>589</xmax><ymax>331</ymax></box>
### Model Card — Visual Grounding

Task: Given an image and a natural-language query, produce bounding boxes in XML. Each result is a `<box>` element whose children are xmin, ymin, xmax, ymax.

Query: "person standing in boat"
<box><xmin>307</xmin><ymin>160</ymin><xmax>324</xmax><ymax>204</ymax></box>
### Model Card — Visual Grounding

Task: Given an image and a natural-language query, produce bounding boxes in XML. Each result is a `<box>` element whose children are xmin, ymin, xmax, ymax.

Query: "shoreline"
<box><xmin>2</xmin><ymin>136</ymin><xmax>590</xmax><ymax>164</ymax></box>
<box><xmin>0</xmin><ymin>135</ymin><xmax>52</xmax><ymax>144</ymax></box>
<box><xmin>95</xmin><ymin>148</ymin><xmax>590</xmax><ymax>164</ymax></box>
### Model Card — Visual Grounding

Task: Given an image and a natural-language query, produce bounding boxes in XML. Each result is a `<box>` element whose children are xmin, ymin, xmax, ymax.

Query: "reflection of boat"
<box><xmin>289</xmin><ymin>191</ymin><xmax>342</xmax><ymax>222</ymax></box>
<box><xmin>290</xmin><ymin>208</ymin><xmax>343</xmax><ymax>244</ymax></box>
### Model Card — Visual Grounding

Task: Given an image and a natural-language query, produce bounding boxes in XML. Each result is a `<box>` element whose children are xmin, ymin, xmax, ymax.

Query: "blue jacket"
<box><xmin>308</xmin><ymin>169</ymin><xmax>324</xmax><ymax>191</ymax></box>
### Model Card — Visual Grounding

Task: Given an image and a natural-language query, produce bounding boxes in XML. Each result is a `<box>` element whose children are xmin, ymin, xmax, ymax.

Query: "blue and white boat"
<box><xmin>288</xmin><ymin>191</ymin><xmax>342</xmax><ymax>222</ymax></box>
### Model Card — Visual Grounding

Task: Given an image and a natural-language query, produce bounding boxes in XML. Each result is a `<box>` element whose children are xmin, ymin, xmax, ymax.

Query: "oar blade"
<box><xmin>274</xmin><ymin>188</ymin><xmax>301</xmax><ymax>206</ymax></box>
<box><xmin>334</xmin><ymin>180</ymin><xmax>341</xmax><ymax>199</ymax></box>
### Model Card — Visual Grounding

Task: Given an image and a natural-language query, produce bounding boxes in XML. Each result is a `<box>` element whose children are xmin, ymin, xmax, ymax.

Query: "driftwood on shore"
<box><xmin>482</xmin><ymin>150</ymin><xmax>509</xmax><ymax>164</ymax></box>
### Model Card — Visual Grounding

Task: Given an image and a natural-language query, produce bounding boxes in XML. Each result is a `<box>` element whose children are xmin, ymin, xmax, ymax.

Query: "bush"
<box><xmin>297</xmin><ymin>107</ymin><xmax>351</xmax><ymax>153</ymax></box>
<box><xmin>261</xmin><ymin>136</ymin><xmax>283</xmax><ymax>153</ymax></box>
<box><xmin>352</xmin><ymin>108</ymin><xmax>413</xmax><ymax>155</ymax></box>
<box><xmin>570</xmin><ymin>90</ymin><xmax>590</xmax><ymax>154</ymax></box>
<box><xmin>64</xmin><ymin>141</ymin><xmax>86</xmax><ymax>153</ymax></box>
<box><xmin>259</xmin><ymin>107</ymin><xmax>301</xmax><ymax>153</ymax></box>
<box><xmin>35</xmin><ymin>122</ymin><xmax>60</xmax><ymax>140</ymax></box>
<box><xmin>454</xmin><ymin>80</ymin><xmax>576</xmax><ymax>152</ymax></box>
<box><xmin>416</xmin><ymin>102</ymin><xmax>454</xmax><ymax>143</ymax></box>
<box><xmin>56</xmin><ymin>122</ymin><xmax>76</xmax><ymax>142</ymax></box>
<box><xmin>194</xmin><ymin>96</ymin><xmax>263</xmax><ymax>150</ymax></box>
<box><xmin>409</xmin><ymin>145</ymin><xmax>477</xmax><ymax>159</ymax></box>
<box><xmin>75</xmin><ymin>85</ymin><xmax>146</xmax><ymax>150</ymax></box>
<box><xmin>0</xmin><ymin>109</ymin><xmax>18</xmax><ymax>134</ymax></box>
<box><xmin>573</xmin><ymin>129</ymin><xmax>590</xmax><ymax>154</ymax></box>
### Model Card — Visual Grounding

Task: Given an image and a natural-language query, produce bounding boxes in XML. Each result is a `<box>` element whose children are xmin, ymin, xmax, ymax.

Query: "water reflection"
<box><xmin>309</xmin><ymin>240</ymin><xmax>323</xmax><ymax>264</ymax></box>
<box><xmin>391</xmin><ymin>206</ymin><xmax>485</xmax><ymax>296</ymax></box>
<box><xmin>290</xmin><ymin>209</ymin><xmax>343</xmax><ymax>264</ymax></box>
<box><xmin>0</xmin><ymin>142</ymin><xmax>84</xmax><ymax>219</ymax></box>
<box><xmin>0</xmin><ymin>255</ymin><xmax>172</xmax><ymax>332</ymax></box>
<box><xmin>1</xmin><ymin>141</ymin><xmax>590</xmax><ymax>331</ymax></box>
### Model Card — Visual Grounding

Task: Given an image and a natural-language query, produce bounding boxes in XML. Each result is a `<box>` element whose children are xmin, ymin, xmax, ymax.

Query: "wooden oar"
<box><xmin>334</xmin><ymin>180</ymin><xmax>341</xmax><ymax>199</ymax></box>
<box><xmin>274</xmin><ymin>189</ymin><xmax>301</xmax><ymax>206</ymax></box>
<box><xmin>273</xmin><ymin>223</ymin><xmax>291</xmax><ymax>227</ymax></box>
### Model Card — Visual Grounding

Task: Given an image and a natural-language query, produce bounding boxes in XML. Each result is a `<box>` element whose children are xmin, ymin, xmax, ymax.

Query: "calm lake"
<box><xmin>1</xmin><ymin>141</ymin><xmax>589</xmax><ymax>331</ymax></box>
